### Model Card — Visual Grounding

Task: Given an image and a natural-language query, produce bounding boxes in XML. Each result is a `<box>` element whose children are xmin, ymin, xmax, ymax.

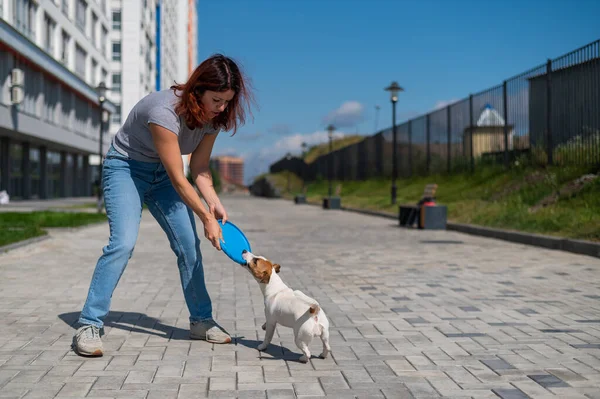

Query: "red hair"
<box><xmin>170</xmin><ymin>54</ymin><xmax>255</xmax><ymax>134</ymax></box>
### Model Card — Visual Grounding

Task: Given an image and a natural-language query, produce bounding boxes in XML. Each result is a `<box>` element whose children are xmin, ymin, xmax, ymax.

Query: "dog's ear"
<box><xmin>274</xmin><ymin>264</ymin><xmax>281</xmax><ymax>273</ymax></box>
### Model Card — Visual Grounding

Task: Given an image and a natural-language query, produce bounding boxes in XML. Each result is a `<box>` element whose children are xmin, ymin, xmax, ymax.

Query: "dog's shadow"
<box><xmin>234</xmin><ymin>337</ymin><xmax>312</xmax><ymax>363</ymax></box>
<box><xmin>58</xmin><ymin>311</ymin><xmax>308</xmax><ymax>362</ymax></box>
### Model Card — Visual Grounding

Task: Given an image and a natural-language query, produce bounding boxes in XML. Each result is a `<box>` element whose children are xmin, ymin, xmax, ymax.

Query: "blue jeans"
<box><xmin>78</xmin><ymin>145</ymin><xmax>213</xmax><ymax>328</ymax></box>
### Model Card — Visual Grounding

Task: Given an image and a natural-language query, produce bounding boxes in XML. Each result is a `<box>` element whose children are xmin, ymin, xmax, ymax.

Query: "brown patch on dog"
<box><xmin>248</xmin><ymin>258</ymin><xmax>275</xmax><ymax>283</ymax></box>
<box><xmin>309</xmin><ymin>306</ymin><xmax>316</xmax><ymax>314</ymax></box>
<box><xmin>274</xmin><ymin>264</ymin><xmax>281</xmax><ymax>273</ymax></box>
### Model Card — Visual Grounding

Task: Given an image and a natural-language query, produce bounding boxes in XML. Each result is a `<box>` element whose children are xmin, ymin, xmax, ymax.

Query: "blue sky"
<box><xmin>196</xmin><ymin>0</ymin><xmax>600</xmax><ymax>184</ymax></box>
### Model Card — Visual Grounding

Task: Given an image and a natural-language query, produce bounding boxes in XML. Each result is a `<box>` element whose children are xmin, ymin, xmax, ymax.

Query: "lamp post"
<box><xmin>384</xmin><ymin>81</ymin><xmax>403</xmax><ymax>205</ymax></box>
<box><xmin>326</xmin><ymin>124</ymin><xmax>335</xmax><ymax>198</ymax></box>
<box><xmin>286</xmin><ymin>152</ymin><xmax>292</xmax><ymax>193</ymax></box>
<box><xmin>95</xmin><ymin>82</ymin><xmax>107</xmax><ymax>213</ymax></box>
<box><xmin>300</xmin><ymin>142</ymin><xmax>308</xmax><ymax>195</ymax></box>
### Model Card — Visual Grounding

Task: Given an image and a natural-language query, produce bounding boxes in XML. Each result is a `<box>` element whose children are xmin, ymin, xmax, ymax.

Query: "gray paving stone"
<box><xmin>528</xmin><ymin>373</ymin><xmax>570</xmax><ymax>388</ymax></box>
<box><xmin>480</xmin><ymin>358</ymin><xmax>515</xmax><ymax>371</ymax></box>
<box><xmin>491</xmin><ymin>388</ymin><xmax>529</xmax><ymax>399</ymax></box>
<box><xmin>2</xmin><ymin>196</ymin><xmax>600</xmax><ymax>398</ymax></box>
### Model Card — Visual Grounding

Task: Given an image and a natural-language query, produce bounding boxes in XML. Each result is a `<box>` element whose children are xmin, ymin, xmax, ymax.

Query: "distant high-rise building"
<box><xmin>107</xmin><ymin>0</ymin><xmax>157</xmax><ymax>136</ymax></box>
<box><xmin>0</xmin><ymin>0</ymin><xmax>115</xmax><ymax>199</ymax></box>
<box><xmin>156</xmin><ymin>0</ymin><xmax>196</xmax><ymax>91</ymax></box>
<box><xmin>211</xmin><ymin>156</ymin><xmax>244</xmax><ymax>186</ymax></box>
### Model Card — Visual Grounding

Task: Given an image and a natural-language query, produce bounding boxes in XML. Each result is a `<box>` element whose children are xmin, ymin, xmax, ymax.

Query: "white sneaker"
<box><xmin>72</xmin><ymin>325</ymin><xmax>103</xmax><ymax>357</ymax></box>
<box><xmin>190</xmin><ymin>319</ymin><xmax>231</xmax><ymax>344</ymax></box>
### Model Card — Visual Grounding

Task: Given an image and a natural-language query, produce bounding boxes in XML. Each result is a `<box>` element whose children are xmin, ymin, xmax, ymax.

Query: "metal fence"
<box><xmin>272</xmin><ymin>39</ymin><xmax>600</xmax><ymax>181</ymax></box>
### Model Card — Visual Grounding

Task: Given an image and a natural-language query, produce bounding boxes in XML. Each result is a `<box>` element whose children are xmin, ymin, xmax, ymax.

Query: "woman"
<box><xmin>73</xmin><ymin>54</ymin><xmax>254</xmax><ymax>356</ymax></box>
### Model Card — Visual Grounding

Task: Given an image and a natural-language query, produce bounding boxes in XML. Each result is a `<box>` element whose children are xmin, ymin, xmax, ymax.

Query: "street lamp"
<box><xmin>95</xmin><ymin>81</ymin><xmax>107</xmax><ymax>213</ymax></box>
<box><xmin>286</xmin><ymin>152</ymin><xmax>292</xmax><ymax>193</ymax></box>
<box><xmin>326</xmin><ymin>124</ymin><xmax>335</xmax><ymax>198</ymax></box>
<box><xmin>384</xmin><ymin>81</ymin><xmax>404</xmax><ymax>205</ymax></box>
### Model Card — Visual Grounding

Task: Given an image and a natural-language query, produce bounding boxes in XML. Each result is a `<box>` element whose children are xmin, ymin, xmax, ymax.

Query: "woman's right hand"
<box><xmin>201</xmin><ymin>214</ymin><xmax>223</xmax><ymax>251</ymax></box>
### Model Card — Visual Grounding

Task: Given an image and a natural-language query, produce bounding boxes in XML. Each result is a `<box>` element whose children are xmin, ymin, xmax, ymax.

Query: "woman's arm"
<box><xmin>189</xmin><ymin>132</ymin><xmax>227</xmax><ymax>223</ymax></box>
<box><xmin>149</xmin><ymin>123</ymin><xmax>223</xmax><ymax>250</ymax></box>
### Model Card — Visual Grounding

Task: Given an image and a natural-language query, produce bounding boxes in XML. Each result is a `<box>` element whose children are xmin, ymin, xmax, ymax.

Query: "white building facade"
<box><xmin>0</xmin><ymin>0</ymin><xmax>115</xmax><ymax>199</ymax></box>
<box><xmin>107</xmin><ymin>0</ymin><xmax>197</xmax><ymax>174</ymax></box>
<box><xmin>107</xmin><ymin>0</ymin><xmax>157</xmax><ymax>135</ymax></box>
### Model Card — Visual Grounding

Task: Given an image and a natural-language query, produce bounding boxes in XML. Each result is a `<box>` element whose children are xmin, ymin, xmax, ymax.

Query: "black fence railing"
<box><xmin>270</xmin><ymin>39</ymin><xmax>600</xmax><ymax>181</ymax></box>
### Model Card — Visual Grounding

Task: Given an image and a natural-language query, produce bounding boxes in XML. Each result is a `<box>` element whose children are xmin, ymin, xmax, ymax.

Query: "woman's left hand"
<box><xmin>209</xmin><ymin>201</ymin><xmax>228</xmax><ymax>224</ymax></box>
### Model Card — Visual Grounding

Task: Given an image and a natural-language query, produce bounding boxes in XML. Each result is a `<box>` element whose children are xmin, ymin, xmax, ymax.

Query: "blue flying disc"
<box><xmin>218</xmin><ymin>219</ymin><xmax>251</xmax><ymax>265</ymax></box>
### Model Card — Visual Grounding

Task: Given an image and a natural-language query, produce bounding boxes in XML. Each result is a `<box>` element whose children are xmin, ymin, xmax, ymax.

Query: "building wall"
<box><xmin>2</xmin><ymin>0</ymin><xmax>111</xmax><ymax>88</ymax></box>
<box><xmin>187</xmin><ymin>0</ymin><xmax>196</xmax><ymax>75</ymax></box>
<box><xmin>0</xmin><ymin>13</ymin><xmax>113</xmax><ymax>199</ymax></box>
<box><xmin>212</xmin><ymin>156</ymin><xmax>244</xmax><ymax>186</ymax></box>
<box><xmin>108</xmin><ymin>0</ymin><xmax>156</xmax><ymax>136</ymax></box>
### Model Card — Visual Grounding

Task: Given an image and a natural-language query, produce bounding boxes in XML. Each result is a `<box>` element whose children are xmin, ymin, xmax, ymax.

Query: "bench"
<box><xmin>399</xmin><ymin>184</ymin><xmax>447</xmax><ymax>229</ymax></box>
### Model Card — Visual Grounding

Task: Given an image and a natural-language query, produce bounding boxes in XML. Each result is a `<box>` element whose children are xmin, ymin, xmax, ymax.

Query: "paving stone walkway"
<box><xmin>1</xmin><ymin>195</ymin><xmax>599</xmax><ymax>399</ymax></box>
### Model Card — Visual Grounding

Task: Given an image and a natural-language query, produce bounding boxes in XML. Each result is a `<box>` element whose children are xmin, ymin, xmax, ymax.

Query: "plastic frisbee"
<box><xmin>218</xmin><ymin>219</ymin><xmax>251</xmax><ymax>265</ymax></box>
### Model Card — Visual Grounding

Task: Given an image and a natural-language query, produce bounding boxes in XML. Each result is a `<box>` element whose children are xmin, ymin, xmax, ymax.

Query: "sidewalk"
<box><xmin>0</xmin><ymin>196</ymin><xmax>599</xmax><ymax>398</ymax></box>
<box><xmin>0</xmin><ymin>197</ymin><xmax>98</xmax><ymax>213</ymax></box>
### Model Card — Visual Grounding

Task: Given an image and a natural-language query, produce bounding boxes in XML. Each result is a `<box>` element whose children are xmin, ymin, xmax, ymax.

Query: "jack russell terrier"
<box><xmin>241</xmin><ymin>250</ymin><xmax>331</xmax><ymax>363</ymax></box>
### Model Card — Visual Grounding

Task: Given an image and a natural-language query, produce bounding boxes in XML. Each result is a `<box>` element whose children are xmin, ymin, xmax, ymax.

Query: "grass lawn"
<box><xmin>0</xmin><ymin>211</ymin><xmax>108</xmax><ymax>247</ymax></box>
<box><xmin>267</xmin><ymin>163</ymin><xmax>600</xmax><ymax>242</ymax></box>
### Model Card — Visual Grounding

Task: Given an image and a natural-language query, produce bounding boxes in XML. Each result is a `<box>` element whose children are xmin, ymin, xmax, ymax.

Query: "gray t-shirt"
<box><xmin>112</xmin><ymin>89</ymin><xmax>219</xmax><ymax>162</ymax></box>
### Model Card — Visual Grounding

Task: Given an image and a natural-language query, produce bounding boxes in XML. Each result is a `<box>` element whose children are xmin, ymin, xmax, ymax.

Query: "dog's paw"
<box><xmin>298</xmin><ymin>355</ymin><xmax>309</xmax><ymax>363</ymax></box>
<box><xmin>257</xmin><ymin>343</ymin><xmax>268</xmax><ymax>351</ymax></box>
<box><xmin>319</xmin><ymin>351</ymin><xmax>329</xmax><ymax>359</ymax></box>
<box><xmin>261</xmin><ymin>323</ymin><xmax>266</xmax><ymax>331</ymax></box>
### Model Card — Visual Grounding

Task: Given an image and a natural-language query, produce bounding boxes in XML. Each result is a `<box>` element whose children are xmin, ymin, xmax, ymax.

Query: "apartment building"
<box><xmin>0</xmin><ymin>0</ymin><xmax>115</xmax><ymax>199</ymax></box>
<box><xmin>108</xmin><ymin>0</ymin><xmax>197</xmax><ymax>175</ymax></box>
<box><xmin>211</xmin><ymin>156</ymin><xmax>244</xmax><ymax>186</ymax></box>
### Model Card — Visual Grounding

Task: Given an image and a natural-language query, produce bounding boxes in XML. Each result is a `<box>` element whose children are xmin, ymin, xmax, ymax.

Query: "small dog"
<box><xmin>241</xmin><ymin>250</ymin><xmax>331</xmax><ymax>363</ymax></box>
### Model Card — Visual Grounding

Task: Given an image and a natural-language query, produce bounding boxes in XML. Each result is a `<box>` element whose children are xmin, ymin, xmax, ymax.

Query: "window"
<box><xmin>30</xmin><ymin>147</ymin><xmax>41</xmax><ymax>199</ymax></box>
<box><xmin>14</xmin><ymin>0</ymin><xmax>37</xmax><ymax>40</ymax></box>
<box><xmin>101</xmin><ymin>25</ymin><xmax>108</xmax><ymax>57</ymax></box>
<box><xmin>111</xmin><ymin>10</ymin><xmax>121</xmax><ymax>30</ymax></box>
<box><xmin>61</xmin><ymin>0</ymin><xmax>69</xmax><ymax>17</ymax></box>
<box><xmin>9</xmin><ymin>143</ymin><xmax>23</xmax><ymax>199</ymax></box>
<box><xmin>75</xmin><ymin>0</ymin><xmax>87</xmax><ymax>33</ymax></box>
<box><xmin>100</xmin><ymin>68</ymin><xmax>107</xmax><ymax>85</ymax></box>
<box><xmin>75</xmin><ymin>44</ymin><xmax>86</xmax><ymax>79</ymax></box>
<box><xmin>91</xmin><ymin>59</ymin><xmax>98</xmax><ymax>85</ymax></box>
<box><xmin>112</xmin><ymin>104</ymin><xmax>121</xmax><ymax>125</ymax></box>
<box><xmin>111</xmin><ymin>73</ymin><xmax>121</xmax><ymax>91</ymax></box>
<box><xmin>61</xmin><ymin>30</ymin><xmax>70</xmax><ymax>65</ymax></box>
<box><xmin>91</xmin><ymin>12</ymin><xmax>97</xmax><ymax>47</ymax></box>
<box><xmin>112</xmin><ymin>41</ymin><xmax>121</xmax><ymax>61</ymax></box>
<box><xmin>43</xmin><ymin>13</ymin><xmax>56</xmax><ymax>55</ymax></box>
<box><xmin>47</xmin><ymin>151</ymin><xmax>61</xmax><ymax>198</ymax></box>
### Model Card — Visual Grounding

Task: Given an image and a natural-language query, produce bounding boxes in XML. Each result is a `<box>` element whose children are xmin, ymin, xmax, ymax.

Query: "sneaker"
<box><xmin>190</xmin><ymin>319</ymin><xmax>231</xmax><ymax>344</ymax></box>
<box><xmin>72</xmin><ymin>325</ymin><xmax>103</xmax><ymax>357</ymax></box>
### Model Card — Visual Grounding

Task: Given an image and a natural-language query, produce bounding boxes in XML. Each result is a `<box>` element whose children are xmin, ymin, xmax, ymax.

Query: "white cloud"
<box><xmin>322</xmin><ymin>101</ymin><xmax>365</xmax><ymax>128</ymax></box>
<box><xmin>242</xmin><ymin>129</ymin><xmax>346</xmax><ymax>185</ymax></box>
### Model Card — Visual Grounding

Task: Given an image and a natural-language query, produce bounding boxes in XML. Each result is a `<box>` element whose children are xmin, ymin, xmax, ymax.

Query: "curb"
<box><xmin>446</xmin><ymin>223</ymin><xmax>600</xmax><ymax>259</ymax></box>
<box><xmin>0</xmin><ymin>234</ymin><xmax>50</xmax><ymax>254</ymax></box>
<box><xmin>294</xmin><ymin>198</ymin><xmax>600</xmax><ymax>259</ymax></box>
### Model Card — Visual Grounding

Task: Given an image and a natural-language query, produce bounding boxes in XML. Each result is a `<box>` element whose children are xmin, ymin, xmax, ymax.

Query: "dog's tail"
<box><xmin>309</xmin><ymin>303</ymin><xmax>321</xmax><ymax>315</ymax></box>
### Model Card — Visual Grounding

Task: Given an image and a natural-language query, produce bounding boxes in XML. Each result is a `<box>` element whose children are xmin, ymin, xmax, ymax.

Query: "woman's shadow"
<box><xmin>58</xmin><ymin>311</ymin><xmax>302</xmax><ymax>361</ymax></box>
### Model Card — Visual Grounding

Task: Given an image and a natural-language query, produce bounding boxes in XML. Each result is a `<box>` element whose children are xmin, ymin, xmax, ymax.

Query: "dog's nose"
<box><xmin>242</xmin><ymin>250</ymin><xmax>247</xmax><ymax>254</ymax></box>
